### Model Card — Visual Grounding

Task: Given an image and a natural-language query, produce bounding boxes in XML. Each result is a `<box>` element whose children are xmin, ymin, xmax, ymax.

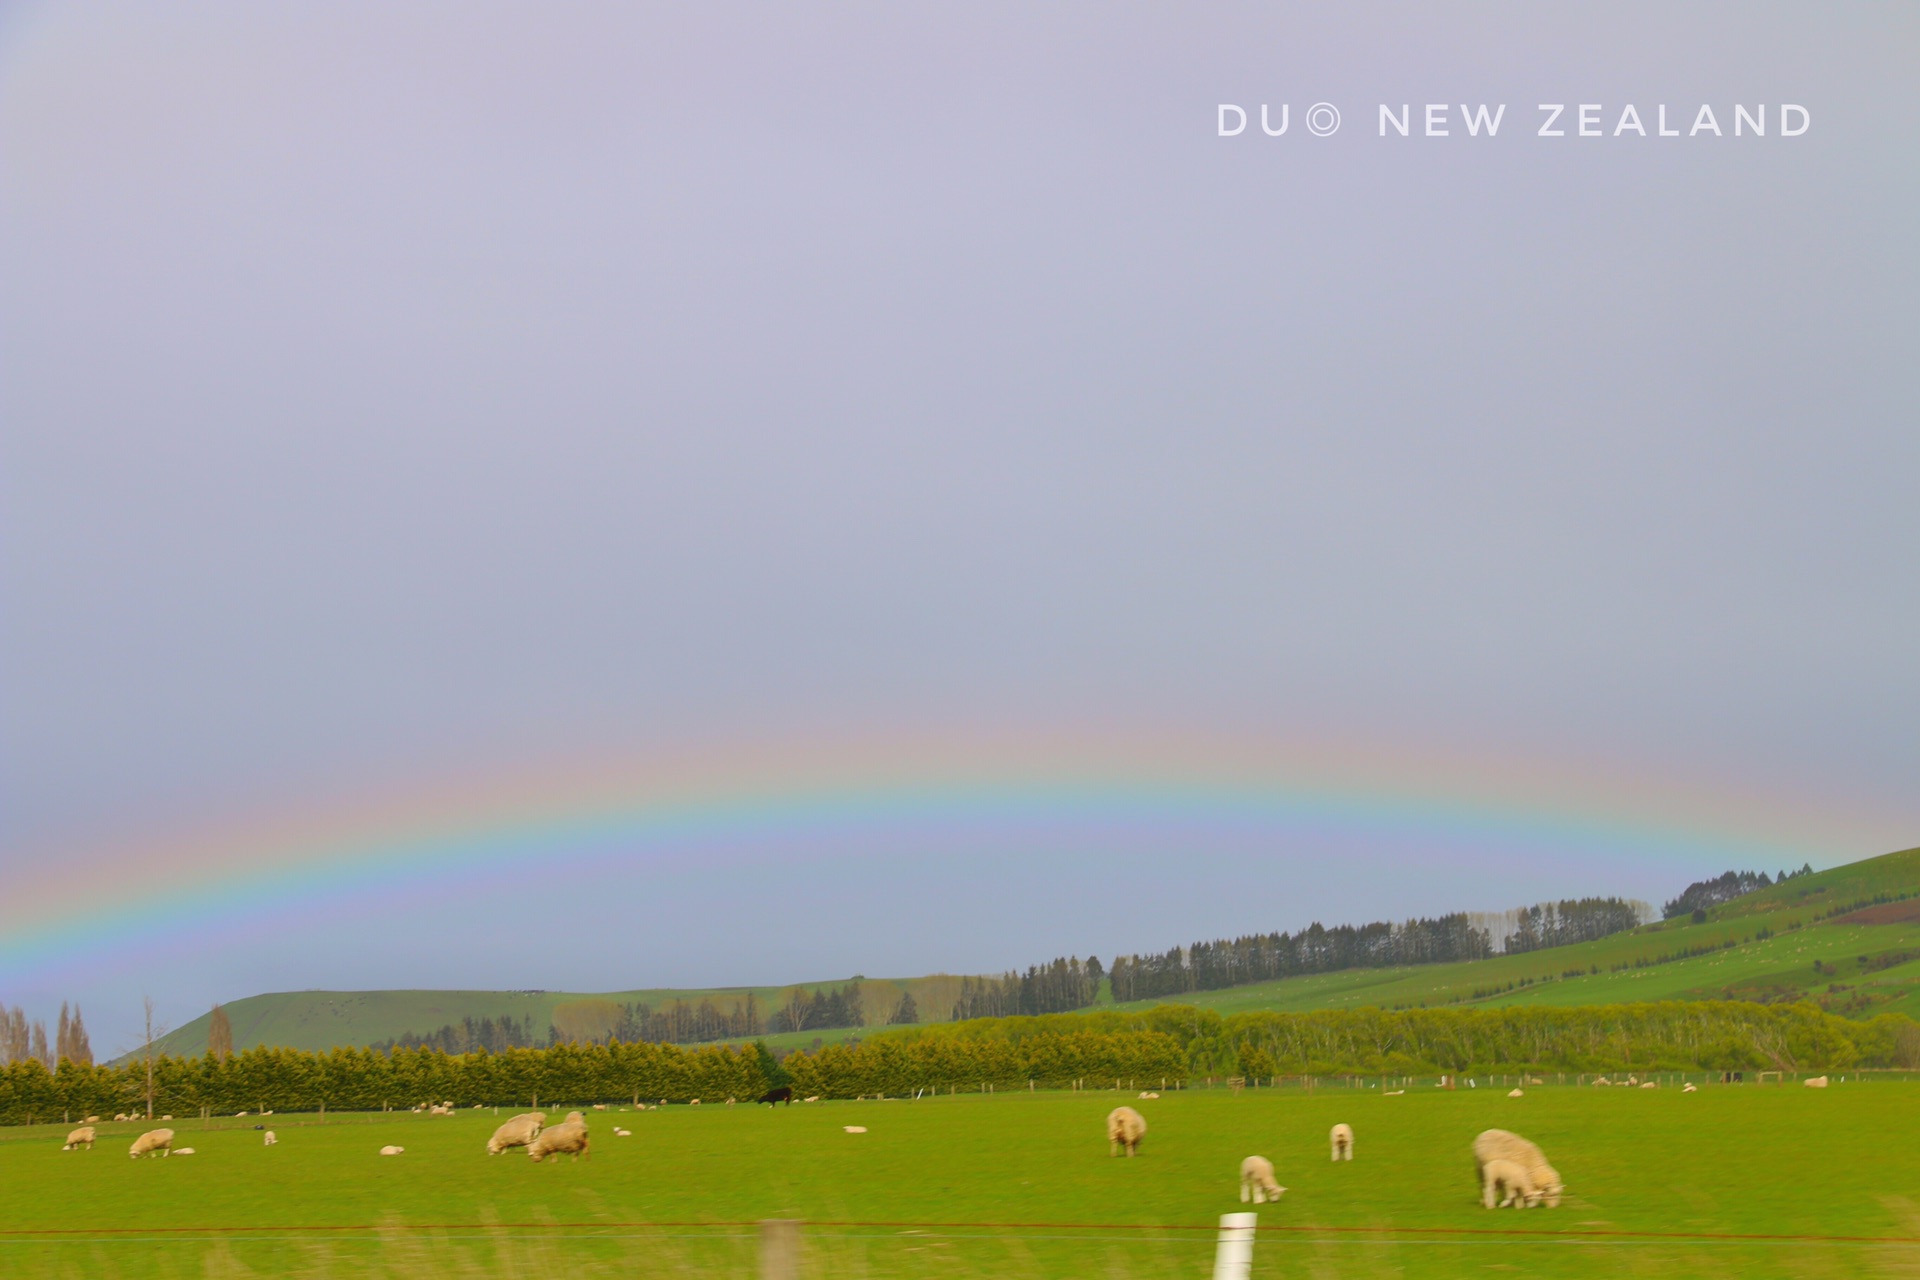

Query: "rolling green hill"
<box><xmin>159</xmin><ymin>845</ymin><xmax>1919</xmax><ymax>1057</ymax></box>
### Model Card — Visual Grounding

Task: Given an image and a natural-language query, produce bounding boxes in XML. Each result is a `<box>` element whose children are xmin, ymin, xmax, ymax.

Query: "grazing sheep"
<box><xmin>264</xmin><ymin>1131</ymin><xmax>277</xmax><ymax>1146</ymax></box>
<box><xmin>487</xmin><ymin>1112</ymin><xmax>547</xmax><ymax>1156</ymax></box>
<box><xmin>843</xmin><ymin>1126</ymin><xmax>867</xmax><ymax>1134</ymax></box>
<box><xmin>1592</xmin><ymin>1077</ymin><xmax>1610</xmax><ymax>1087</ymax></box>
<box><xmin>173</xmin><ymin>1148</ymin><xmax>195</xmax><ymax>1156</ymax></box>
<box><xmin>83</xmin><ymin>1115</ymin><xmax>100</xmax><ymax>1124</ymax></box>
<box><xmin>380</xmin><ymin>1145</ymin><xmax>405</xmax><ymax>1156</ymax></box>
<box><xmin>1472</xmin><ymin>1129</ymin><xmax>1563</xmax><ymax>1208</ymax></box>
<box><xmin>1481</xmin><ymin>1158</ymin><xmax>1540</xmax><ymax>1209</ymax></box>
<box><xmin>564</xmin><ymin>1111</ymin><xmax>585</xmax><ymax>1123</ymax></box>
<box><xmin>1527</xmin><ymin>1077</ymin><xmax>1544</xmax><ymax>1085</ymax></box>
<box><xmin>527</xmin><ymin>1119</ymin><xmax>590</xmax><ymax>1163</ymax></box>
<box><xmin>1107</xmin><ymin>1106</ymin><xmax>1146</xmax><ymax>1157</ymax></box>
<box><xmin>129</xmin><ymin>1129</ymin><xmax>175</xmax><ymax>1159</ymax></box>
<box><xmin>1329</xmin><ymin>1123</ymin><xmax>1353</xmax><ymax>1162</ymax></box>
<box><xmin>1239</xmin><ymin>1156</ymin><xmax>1286</xmax><ymax>1203</ymax></box>
<box><xmin>593</xmin><ymin>1104</ymin><xmax>607</xmax><ymax>1111</ymax></box>
<box><xmin>1508</xmin><ymin>1088</ymin><xmax>1524</xmax><ymax>1097</ymax></box>
<box><xmin>63</xmin><ymin>1126</ymin><xmax>97</xmax><ymax>1151</ymax></box>
<box><xmin>114</xmin><ymin>1114</ymin><xmax>129</xmax><ymax>1122</ymax></box>
<box><xmin>1805</xmin><ymin>1076</ymin><xmax>1830</xmax><ymax>1089</ymax></box>
<box><xmin>689</xmin><ymin>1099</ymin><xmax>701</xmax><ymax>1106</ymax></box>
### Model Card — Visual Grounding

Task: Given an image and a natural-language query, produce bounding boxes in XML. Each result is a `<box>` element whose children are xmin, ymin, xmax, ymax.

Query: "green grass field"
<box><xmin>5</xmin><ymin>1082</ymin><xmax>1917</xmax><ymax>1278</ymax></box>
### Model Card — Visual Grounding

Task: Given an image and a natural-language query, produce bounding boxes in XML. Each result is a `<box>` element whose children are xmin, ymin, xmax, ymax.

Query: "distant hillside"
<box><xmin>155</xmin><ymin>844</ymin><xmax>1919</xmax><ymax>1058</ymax></box>
<box><xmin>1109</xmin><ymin>845</ymin><xmax>1920</xmax><ymax>1020</ymax></box>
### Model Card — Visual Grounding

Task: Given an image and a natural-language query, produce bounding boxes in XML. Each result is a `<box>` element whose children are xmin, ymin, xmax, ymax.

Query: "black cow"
<box><xmin>758</xmin><ymin>1086</ymin><xmax>794</xmax><ymax>1106</ymax></box>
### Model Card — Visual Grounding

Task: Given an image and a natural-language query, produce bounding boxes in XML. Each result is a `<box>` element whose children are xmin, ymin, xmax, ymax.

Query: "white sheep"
<box><xmin>1507</xmin><ymin>1088</ymin><xmax>1524</xmax><ymax>1097</ymax></box>
<box><xmin>174</xmin><ymin>1148</ymin><xmax>196</xmax><ymax>1156</ymax></box>
<box><xmin>1480</xmin><ymin>1158</ymin><xmax>1539</xmax><ymax>1209</ymax></box>
<box><xmin>613</xmin><ymin>1127</ymin><xmax>632</xmax><ymax>1137</ymax></box>
<box><xmin>1682</xmin><ymin>1083</ymin><xmax>1698</xmax><ymax>1093</ymax></box>
<box><xmin>1640</xmin><ymin>1082</ymin><xmax>1657</xmax><ymax>1089</ymax></box>
<box><xmin>1804</xmin><ymin>1076</ymin><xmax>1829</xmax><ymax>1089</ymax></box>
<box><xmin>380</xmin><ymin>1145</ymin><xmax>405</xmax><ymax>1156</ymax></box>
<box><xmin>843</xmin><ymin>1125</ymin><xmax>867</xmax><ymax>1134</ymax></box>
<box><xmin>1329</xmin><ymin>1123</ymin><xmax>1353</xmax><ymax>1161</ymax></box>
<box><xmin>264</xmin><ymin>1131</ymin><xmax>277</xmax><ymax>1146</ymax></box>
<box><xmin>236</xmin><ymin>1111</ymin><xmax>248</xmax><ymax>1117</ymax></box>
<box><xmin>129</xmin><ymin>1129</ymin><xmax>175</xmax><ymax>1159</ymax></box>
<box><xmin>1239</xmin><ymin>1156</ymin><xmax>1286</xmax><ymax>1203</ymax></box>
<box><xmin>488</xmin><ymin>1112</ymin><xmax>547</xmax><ymax>1155</ymax></box>
<box><xmin>804</xmin><ymin>1096</ymin><xmax>821</xmax><ymax>1103</ymax></box>
<box><xmin>527</xmin><ymin>1119</ymin><xmax>590</xmax><ymax>1163</ymax></box>
<box><xmin>63</xmin><ymin>1126</ymin><xmax>96</xmax><ymax>1151</ymax></box>
<box><xmin>83</xmin><ymin>1115</ymin><xmax>100</xmax><ymax>1124</ymax></box>
<box><xmin>1472</xmin><ymin>1129</ymin><xmax>1563</xmax><ymax>1208</ymax></box>
<box><xmin>1138</xmin><ymin>1091</ymin><xmax>1160</xmax><ymax>1099</ymax></box>
<box><xmin>1107</xmin><ymin>1106</ymin><xmax>1146</xmax><ymax>1157</ymax></box>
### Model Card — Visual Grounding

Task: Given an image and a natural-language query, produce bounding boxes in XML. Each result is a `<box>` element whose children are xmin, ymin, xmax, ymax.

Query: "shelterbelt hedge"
<box><xmin>4</xmin><ymin>1001</ymin><xmax>1913</xmax><ymax>1123</ymax></box>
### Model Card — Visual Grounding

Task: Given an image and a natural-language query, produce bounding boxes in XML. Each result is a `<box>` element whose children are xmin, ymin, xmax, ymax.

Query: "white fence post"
<box><xmin>1212</xmin><ymin>1212</ymin><xmax>1257</xmax><ymax>1280</ymax></box>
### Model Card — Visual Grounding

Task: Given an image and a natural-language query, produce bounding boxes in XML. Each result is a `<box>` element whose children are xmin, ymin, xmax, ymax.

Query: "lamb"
<box><xmin>527</xmin><ymin>1119</ymin><xmax>591</xmax><ymax>1163</ymax></box>
<box><xmin>380</xmin><ymin>1145</ymin><xmax>405</xmax><ymax>1156</ymax></box>
<box><xmin>1480</xmin><ymin>1158</ymin><xmax>1540</xmax><ymax>1209</ymax></box>
<box><xmin>129</xmin><ymin>1129</ymin><xmax>175</xmax><ymax>1158</ymax></box>
<box><xmin>1472</xmin><ymin>1129</ymin><xmax>1562</xmax><ymax>1208</ymax></box>
<box><xmin>1329</xmin><ymin>1123</ymin><xmax>1353</xmax><ymax>1161</ymax></box>
<box><xmin>1238</xmin><ymin>1156</ymin><xmax>1286</xmax><ymax>1203</ymax></box>
<box><xmin>1107</xmin><ymin>1106</ymin><xmax>1146</xmax><ymax>1157</ymax></box>
<box><xmin>63</xmin><ymin>1126</ymin><xmax>97</xmax><ymax>1150</ymax></box>
<box><xmin>488</xmin><ymin>1112</ymin><xmax>547</xmax><ymax>1155</ymax></box>
<box><xmin>1804</xmin><ymin>1076</ymin><xmax>1829</xmax><ymax>1089</ymax></box>
<box><xmin>264</xmin><ymin>1131</ymin><xmax>277</xmax><ymax>1146</ymax></box>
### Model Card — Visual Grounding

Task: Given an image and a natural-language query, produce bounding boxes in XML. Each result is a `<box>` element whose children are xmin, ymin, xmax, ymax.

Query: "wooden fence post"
<box><xmin>760</xmin><ymin>1219</ymin><xmax>800</xmax><ymax>1280</ymax></box>
<box><xmin>1212</xmin><ymin>1212</ymin><xmax>1257</xmax><ymax>1280</ymax></box>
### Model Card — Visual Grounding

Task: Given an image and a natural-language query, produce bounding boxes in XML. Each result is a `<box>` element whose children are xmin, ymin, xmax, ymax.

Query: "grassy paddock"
<box><xmin>3</xmin><ymin>1083</ymin><xmax>1917</xmax><ymax>1278</ymax></box>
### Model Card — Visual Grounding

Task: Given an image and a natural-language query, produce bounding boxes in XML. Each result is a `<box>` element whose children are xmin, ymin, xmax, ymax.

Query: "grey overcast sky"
<box><xmin>3</xmin><ymin>2</ymin><xmax>1916</xmax><ymax>1046</ymax></box>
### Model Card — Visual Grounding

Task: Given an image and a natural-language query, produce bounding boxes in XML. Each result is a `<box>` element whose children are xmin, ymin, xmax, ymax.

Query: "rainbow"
<box><xmin>1</xmin><ymin>728</ymin><xmax>1887</xmax><ymax>988</ymax></box>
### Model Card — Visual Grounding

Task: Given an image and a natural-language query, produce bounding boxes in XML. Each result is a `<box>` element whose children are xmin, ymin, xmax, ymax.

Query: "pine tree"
<box><xmin>889</xmin><ymin>991</ymin><xmax>919</xmax><ymax>1024</ymax></box>
<box><xmin>208</xmin><ymin>1004</ymin><xmax>234</xmax><ymax>1060</ymax></box>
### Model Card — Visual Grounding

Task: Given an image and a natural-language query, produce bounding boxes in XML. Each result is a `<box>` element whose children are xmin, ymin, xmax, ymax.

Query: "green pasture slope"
<box><xmin>4</xmin><ymin>1083</ymin><xmax>1918</xmax><ymax>1278</ymax></box>
<box><xmin>1110</xmin><ymin>845</ymin><xmax>1920</xmax><ymax>1021</ymax></box>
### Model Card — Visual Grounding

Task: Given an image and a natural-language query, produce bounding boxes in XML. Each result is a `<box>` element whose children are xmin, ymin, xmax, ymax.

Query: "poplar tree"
<box><xmin>208</xmin><ymin>1004</ymin><xmax>234</xmax><ymax>1060</ymax></box>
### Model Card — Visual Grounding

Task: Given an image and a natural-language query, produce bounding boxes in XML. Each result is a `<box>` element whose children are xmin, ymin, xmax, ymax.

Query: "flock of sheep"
<box><xmin>1106</xmin><ymin>1103</ymin><xmax>1565</xmax><ymax>1211</ymax></box>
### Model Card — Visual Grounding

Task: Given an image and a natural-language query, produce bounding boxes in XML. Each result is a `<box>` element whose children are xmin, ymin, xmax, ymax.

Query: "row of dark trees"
<box><xmin>1501</xmin><ymin>898</ymin><xmax>1648</xmax><ymax>953</ymax></box>
<box><xmin>372</xmin><ymin>1014</ymin><xmax>546</xmax><ymax>1056</ymax></box>
<box><xmin>1664</xmin><ymin>865</ymin><xmax>1815</xmax><ymax>919</ymax></box>
<box><xmin>0</xmin><ymin>1002</ymin><xmax>93</xmax><ymax>1069</ymax></box>
<box><xmin>7</xmin><ymin>999</ymin><xmax>1915</xmax><ymax>1124</ymax></box>
<box><xmin>1107</xmin><ymin>914</ymin><xmax>1499</xmax><ymax>1003</ymax></box>
<box><xmin>949</xmin><ymin>957</ymin><xmax>1107</xmax><ymax>1020</ymax></box>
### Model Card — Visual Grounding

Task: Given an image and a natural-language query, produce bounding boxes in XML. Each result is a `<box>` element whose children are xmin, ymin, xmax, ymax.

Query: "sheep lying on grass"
<box><xmin>1107</xmin><ymin>1106</ymin><xmax>1146</xmax><ymax>1157</ymax></box>
<box><xmin>379</xmin><ymin>1146</ymin><xmax>404</xmax><ymax>1156</ymax></box>
<box><xmin>1472</xmin><ymin>1129</ymin><xmax>1562</xmax><ymax>1208</ymax></box>
<box><xmin>83</xmin><ymin>1115</ymin><xmax>99</xmax><ymax>1124</ymax></box>
<box><xmin>1683</xmin><ymin>1083</ymin><xmax>1698</xmax><ymax>1093</ymax></box>
<box><xmin>1805</xmin><ymin>1076</ymin><xmax>1830</xmax><ymax>1089</ymax></box>
<box><xmin>129</xmin><ymin>1129</ymin><xmax>174</xmax><ymax>1159</ymax></box>
<box><xmin>487</xmin><ymin>1112</ymin><xmax>547</xmax><ymax>1156</ymax></box>
<box><xmin>612</xmin><ymin>1128</ymin><xmax>631</xmax><ymax>1137</ymax></box>
<box><xmin>843</xmin><ymin>1126</ymin><xmax>867</xmax><ymax>1134</ymax></box>
<box><xmin>1507</xmin><ymin>1088</ymin><xmax>1524</xmax><ymax>1097</ymax></box>
<box><xmin>1138</xmin><ymin>1091</ymin><xmax>1160</xmax><ymax>1099</ymax></box>
<box><xmin>1329</xmin><ymin>1124</ymin><xmax>1353</xmax><ymax>1161</ymax></box>
<box><xmin>174</xmin><ymin>1148</ymin><xmax>195</xmax><ymax>1156</ymax></box>
<box><xmin>527</xmin><ymin>1119</ymin><xmax>590</xmax><ymax>1163</ymax></box>
<box><xmin>1480</xmin><ymin>1158</ymin><xmax>1539</xmax><ymax>1208</ymax></box>
<box><xmin>1239</xmin><ymin>1156</ymin><xmax>1286</xmax><ymax>1203</ymax></box>
<box><xmin>63</xmin><ymin>1126</ymin><xmax>96</xmax><ymax>1151</ymax></box>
